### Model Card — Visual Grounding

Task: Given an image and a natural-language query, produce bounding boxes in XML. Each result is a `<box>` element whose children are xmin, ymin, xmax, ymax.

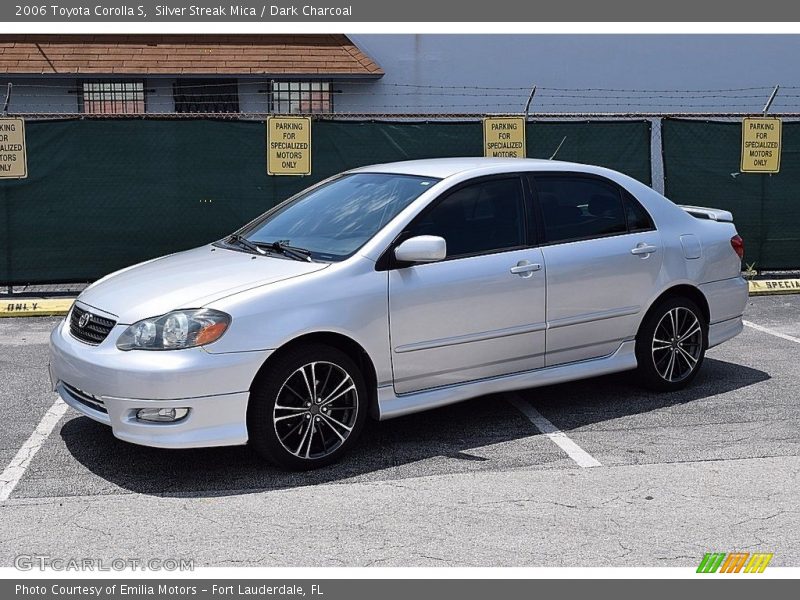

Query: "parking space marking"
<box><xmin>743</xmin><ymin>320</ymin><xmax>800</xmax><ymax>344</ymax></box>
<box><xmin>0</xmin><ymin>398</ymin><xmax>68</xmax><ymax>501</ymax></box>
<box><xmin>507</xmin><ymin>394</ymin><xmax>602</xmax><ymax>468</ymax></box>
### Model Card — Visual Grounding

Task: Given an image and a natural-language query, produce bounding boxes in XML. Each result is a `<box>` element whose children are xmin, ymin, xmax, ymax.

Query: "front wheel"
<box><xmin>635</xmin><ymin>297</ymin><xmax>707</xmax><ymax>391</ymax></box>
<box><xmin>247</xmin><ymin>344</ymin><xmax>368</xmax><ymax>470</ymax></box>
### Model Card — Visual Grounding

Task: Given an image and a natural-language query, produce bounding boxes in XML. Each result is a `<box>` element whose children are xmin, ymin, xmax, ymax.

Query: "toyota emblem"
<box><xmin>78</xmin><ymin>313</ymin><xmax>91</xmax><ymax>328</ymax></box>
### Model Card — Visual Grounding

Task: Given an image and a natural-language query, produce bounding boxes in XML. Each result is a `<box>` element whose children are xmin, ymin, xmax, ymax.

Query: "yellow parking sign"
<box><xmin>267</xmin><ymin>116</ymin><xmax>311</xmax><ymax>176</ymax></box>
<box><xmin>483</xmin><ymin>117</ymin><xmax>526</xmax><ymax>158</ymax></box>
<box><xmin>0</xmin><ymin>118</ymin><xmax>27</xmax><ymax>179</ymax></box>
<box><xmin>741</xmin><ymin>117</ymin><xmax>782</xmax><ymax>173</ymax></box>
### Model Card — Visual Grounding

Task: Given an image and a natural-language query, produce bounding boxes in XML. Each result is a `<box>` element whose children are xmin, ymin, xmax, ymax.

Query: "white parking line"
<box><xmin>0</xmin><ymin>398</ymin><xmax>68</xmax><ymax>502</ymax></box>
<box><xmin>507</xmin><ymin>394</ymin><xmax>602</xmax><ymax>468</ymax></box>
<box><xmin>743</xmin><ymin>320</ymin><xmax>800</xmax><ymax>345</ymax></box>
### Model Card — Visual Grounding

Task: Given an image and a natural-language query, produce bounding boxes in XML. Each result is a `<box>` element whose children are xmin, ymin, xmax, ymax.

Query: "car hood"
<box><xmin>77</xmin><ymin>245</ymin><xmax>329</xmax><ymax>324</ymax></box>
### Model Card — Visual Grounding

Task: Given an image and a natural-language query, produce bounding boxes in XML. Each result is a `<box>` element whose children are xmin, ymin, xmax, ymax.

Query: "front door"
<box><xmin>388</xmin><ymin>176</ymin><xmax>547</xmax><ymax>394</ymax></box>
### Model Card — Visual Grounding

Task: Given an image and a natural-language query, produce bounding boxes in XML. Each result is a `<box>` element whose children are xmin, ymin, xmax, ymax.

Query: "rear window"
<box><xmin>623</xmin><ymin>190</ymin><xmax>656</xmax><ymax>232</ymax></box>
<box><xmin>535</xmin><ymin>176</ymin><xmax>627</xmax><ymax>244</ymax></box>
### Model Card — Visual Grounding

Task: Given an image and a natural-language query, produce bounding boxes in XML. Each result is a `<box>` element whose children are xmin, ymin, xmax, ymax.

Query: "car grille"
<box><xmin>62</xmin><ymin>382</ymin><xmax>107</xmax><ymax>414</ymax></box>
<box><xmin>69</xmin><ymin>305</ymin><xmax>116</xmax><ymax>345</ymax></box>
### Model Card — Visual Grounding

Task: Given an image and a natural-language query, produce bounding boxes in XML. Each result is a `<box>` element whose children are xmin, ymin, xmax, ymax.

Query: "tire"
<box><xmin>247</xmin><ymin>343</ymin><xmax>368</xmax><ymax>470</ymax></box>
<box><xmin>635</xmin><ymin>296</ymin><xmax>707</xmax><ymax>392</ymax></box>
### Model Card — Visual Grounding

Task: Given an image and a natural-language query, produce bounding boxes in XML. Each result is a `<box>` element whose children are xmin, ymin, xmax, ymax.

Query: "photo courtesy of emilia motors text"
<box><xmin>1</xmin><ymin>0</ymin><xmax>800</xmax><ymax>597</ymax></box>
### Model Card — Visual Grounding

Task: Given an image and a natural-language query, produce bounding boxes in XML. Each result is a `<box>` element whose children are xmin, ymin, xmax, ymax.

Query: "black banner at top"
<box><xmin>2</xmin><ymin>0</ymin><xmax>800</xmax><ymax>22</ymax></box>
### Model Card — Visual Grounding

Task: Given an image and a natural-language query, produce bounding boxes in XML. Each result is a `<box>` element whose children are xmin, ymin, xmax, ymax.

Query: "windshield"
<box><xmin>236</xmin><ymin>173</ymin><xmax>440</xmax><ymax>261</ymax></box>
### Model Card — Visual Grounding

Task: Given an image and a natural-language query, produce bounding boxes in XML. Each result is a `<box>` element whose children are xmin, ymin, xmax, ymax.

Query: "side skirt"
<box><xmin>375</xmin><ymin>340</ymin><xmax>638</xmax><ymax>420</ymax></box>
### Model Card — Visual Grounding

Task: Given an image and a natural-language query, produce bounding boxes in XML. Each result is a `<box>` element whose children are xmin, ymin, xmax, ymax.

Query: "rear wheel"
<box><xmin>247</xmin><ymin>344</ymin><xmax>367</xmax><ymax>470</ymax></box>
<box><xmin>635</xmin><ymin>297</ymin><xmax>706</xmax><ymax>391</ymax></box>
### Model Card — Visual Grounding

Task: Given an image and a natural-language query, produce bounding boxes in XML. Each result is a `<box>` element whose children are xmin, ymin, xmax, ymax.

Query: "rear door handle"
<box><xmin>510</xmin><ymin>261</ymin><xmax>542</xmax><ymax>277</ymax></box>
<box><xmin>631</xmin><ymin>243</ymin><xmax>658</xmax><ymax>256</ymax></box>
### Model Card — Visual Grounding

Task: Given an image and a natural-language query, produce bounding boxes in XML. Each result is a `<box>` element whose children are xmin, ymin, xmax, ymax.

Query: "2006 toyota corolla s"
<box><xmin>49</xmin><ymin>157</ymin><xmax>748</xmax><ymax>469</ymax></box>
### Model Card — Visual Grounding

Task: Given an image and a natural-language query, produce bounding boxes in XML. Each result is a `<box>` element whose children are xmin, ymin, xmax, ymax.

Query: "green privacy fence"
<box><xmin>662</xmin><ymin>118</ymin><xmax>800</xmax><ymax>269</ymax></box>
<box><xmin>0</xmin><ymin>118</ymin><xmax>651</xmax><ymax>284</ymax></box>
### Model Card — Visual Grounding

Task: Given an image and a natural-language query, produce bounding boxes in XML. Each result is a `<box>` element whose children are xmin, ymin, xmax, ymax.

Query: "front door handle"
<box><xmin>510</xmin><ymin>261</ymin><xmax>542</xmax><ymax>278</ymax></box>
<box><xmin>631</xmin><ymin>243</ymin><xmax>658</xmax><ymax>256</ymax></box>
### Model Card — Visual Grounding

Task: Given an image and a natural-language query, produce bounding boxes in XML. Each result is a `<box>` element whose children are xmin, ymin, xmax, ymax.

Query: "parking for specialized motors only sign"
<box><xmin>741</xmin><ymin>117</ymin><xmax>782</xmax><ymax>173</ymax></box>
<box><xmin>483</xmin><ymin>116</ymin><xmax>526</xmax><ymax>158</ymax></box>
<box><xmin>267</xmin><ymin>116</ymin><xmax>311</xmax><ymax>176</ymax></box>
<box><xmin>0</xmin><ymin>118</ymin><xmax>27</xmax><ymax>179</ymax></box>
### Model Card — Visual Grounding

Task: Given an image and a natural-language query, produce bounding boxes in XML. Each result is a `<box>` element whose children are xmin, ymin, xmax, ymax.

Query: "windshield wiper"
<box><xmin>262</xmin><ymin>240</ymin><xmax>313</xmax><ymax>262</ymax></box>
<box><xmin>227</xmin><ymin>234</ymin><xmax>265</xmax><ymax>255</ymax></box>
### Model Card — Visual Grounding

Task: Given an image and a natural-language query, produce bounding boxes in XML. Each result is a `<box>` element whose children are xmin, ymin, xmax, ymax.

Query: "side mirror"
<box><xmin>394</xmin><ymin>235</ymin><xmax>447</xmax><ymax>264</ymax></box>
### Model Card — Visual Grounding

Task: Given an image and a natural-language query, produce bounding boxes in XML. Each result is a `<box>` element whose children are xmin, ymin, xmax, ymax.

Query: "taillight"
<box><xmin>731</xmin><ymin>235</ymin><xmax>744</xmax><ymax>259</ymax></box>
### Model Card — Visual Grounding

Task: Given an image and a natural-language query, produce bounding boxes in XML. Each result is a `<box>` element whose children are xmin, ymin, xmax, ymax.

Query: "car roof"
<box><xmin>348</xmin><ymin>157</ymin><xmax>590</xmax><ymax>179</ymax></box>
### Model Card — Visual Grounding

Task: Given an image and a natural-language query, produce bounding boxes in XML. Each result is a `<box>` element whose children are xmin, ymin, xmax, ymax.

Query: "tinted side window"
<box><xmin>623</xmin><ymin>190</ymin><xmax>656</xmax><ymax>232</ymax></box>
<box><xmin>535</xmin><ymin>177</ymin><xmax>626</xmax><ymax>244</ymax></box>
<box><xmin>407</xmin><ymin>178</ymin><xmax>525</xmax><ymax>258</ymax></box>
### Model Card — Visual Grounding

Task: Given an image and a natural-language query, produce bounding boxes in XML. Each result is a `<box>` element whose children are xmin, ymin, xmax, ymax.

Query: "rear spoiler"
<box><xmin>679</xmin><ymin>205</ymin><xmax>734</xmax><ymax>223</ymax></box>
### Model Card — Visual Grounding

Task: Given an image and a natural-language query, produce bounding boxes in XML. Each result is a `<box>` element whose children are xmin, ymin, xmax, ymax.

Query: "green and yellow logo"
<box><xmin>697</xmin><ymin>552</ymin><xmax>773</xmax><ymax>573</ymax></box>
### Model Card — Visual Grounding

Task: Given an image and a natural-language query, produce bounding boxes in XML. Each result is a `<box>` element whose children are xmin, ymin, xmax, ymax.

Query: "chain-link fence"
<box><xmin>661</xmin><ymin>117</ymin><xmax>800</xmax><ymax>270</ymax></box>
<box><xmin>0</xmin><ymin>108</ymin><xmax>798</xmax><ymax>290</ymax></box>
<box><xmin>0</xmin><ymin>116</ymin><xmax>651</xmax><ymax>287</ymax></box>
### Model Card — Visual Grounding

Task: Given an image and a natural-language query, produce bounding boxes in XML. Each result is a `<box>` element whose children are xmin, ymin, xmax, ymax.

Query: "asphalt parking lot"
<box><xmin>1</xmin><ymin>295</ymin><xmax>799</xmax><ymax>567</ymax></box>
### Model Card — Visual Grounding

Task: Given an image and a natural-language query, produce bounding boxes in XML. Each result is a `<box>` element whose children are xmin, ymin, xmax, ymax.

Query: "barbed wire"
<box><xmin>4</xmin><ymin>80</ymin><xmax>797</xmax><ymax>115</ymax></box>
<box><xmin>537</xmin><ymin>94</ymin><xmax>770</xmax><ymax>100</ymax></box>
<box><xmin>6</xmin><ymin>101</ymin><xmax>797</xmax><ymax>110</ymax></box>
<box><xmin>2</xmin><ymin>87</ymin><xmax>778</xmax><ymax>97</ymax></box>
<box><xmin>5</xmin><ymin>95</ymin><xmax>798</xmax><ymax>107</ymax></box>
<box><xmin>2</xmin><ymin>80</ymin><xmax>792</xmax><ymax>93</ymax></box>
<box><xmin>536</xmin><ymin>86</ymin><xmax>777</xmax><ymax>93</ymax></box>
<box><xmin>12</xmin><ymin>111</ymin><xmax>800</xmax><ymax>121</ymax></box>
<box><xmin>6</xmin><ymin>93</ymin><xmax>782</xmax><ymax>104</ymax></box>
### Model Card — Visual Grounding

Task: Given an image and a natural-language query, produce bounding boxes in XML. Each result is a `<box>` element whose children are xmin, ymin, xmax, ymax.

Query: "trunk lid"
<box><xmin>679</xmin><ymin>205</ymin><xmax>734</xmax><ymax>223</ymax></box>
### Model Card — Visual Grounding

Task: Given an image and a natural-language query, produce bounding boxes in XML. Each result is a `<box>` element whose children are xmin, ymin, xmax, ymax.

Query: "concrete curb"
<box><xmin>0</xmin><ymin>298</ymin><xmax>74</xmax><ymax>318</ymax></box>
<box><xmin>0</xmin><ymin>280</ymin><xmax>798</xmax><ymax>318</ymax></box>
<box><xmin>748</xmin><ymin>279</ymin><xmax>800</xmax><ymax>295</ymax></box>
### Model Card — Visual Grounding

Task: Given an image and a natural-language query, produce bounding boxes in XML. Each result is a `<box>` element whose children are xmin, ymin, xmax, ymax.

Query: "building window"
<box><xmin>173</xmin><ymin>79</ymin><xmax>240</xmax><ymax>114</ymax></box>
<box><xmin>81</xmin><ymin>81</ymin><xmax>145</xmax><ymax>114</ymax></box>
<box><xmin>270</xmin><ymin>81</ymin><xmax>332</xmax><ymax>114</ymax></box>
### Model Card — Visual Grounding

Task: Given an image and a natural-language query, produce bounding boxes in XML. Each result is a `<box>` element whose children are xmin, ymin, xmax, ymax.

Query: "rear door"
<box><xmin>388</xmin><ymin>175</ymin><xmax>547</xmax><ymax>394</ymax></box>
<box><xmin>530</xmin><ymin>173</ymin><xmax>663</xmax><ymax>366</ymax></box>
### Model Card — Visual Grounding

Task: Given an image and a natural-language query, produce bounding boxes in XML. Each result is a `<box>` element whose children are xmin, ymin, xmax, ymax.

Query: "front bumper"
<box><xmin>49</xmin><ymin>315</ymin><xmax>271</xmax><ymax>448</ymax></box>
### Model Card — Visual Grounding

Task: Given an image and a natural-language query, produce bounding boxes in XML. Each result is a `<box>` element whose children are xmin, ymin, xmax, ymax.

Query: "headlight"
<box><xmin>117</xmin><ymin>309</ymin><xmax>231</xmax><ymax>351</ymax></box>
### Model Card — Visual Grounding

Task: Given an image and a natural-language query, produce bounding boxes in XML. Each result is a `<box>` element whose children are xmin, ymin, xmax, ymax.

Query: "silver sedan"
<box><xmin>50</xmin><ymin>158</ymin><xmax>748</xmax><ymax>469</ymax></box>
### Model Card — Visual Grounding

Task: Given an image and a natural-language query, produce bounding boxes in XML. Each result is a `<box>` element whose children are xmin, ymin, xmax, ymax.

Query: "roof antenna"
<box><xmin>549</xmin><ymin>135</ymin><xmax>567</xmax><ymax>160</ymax></box>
